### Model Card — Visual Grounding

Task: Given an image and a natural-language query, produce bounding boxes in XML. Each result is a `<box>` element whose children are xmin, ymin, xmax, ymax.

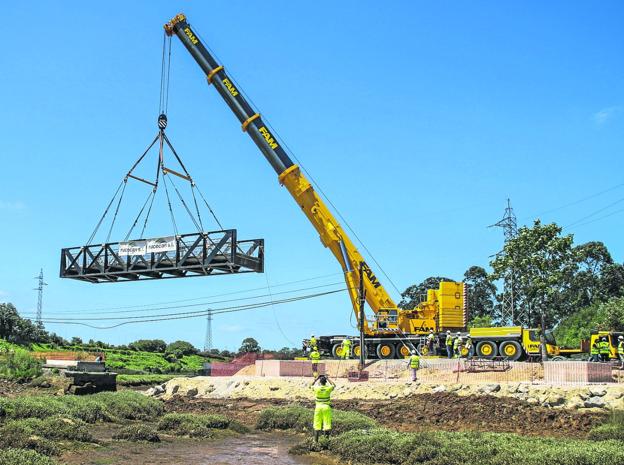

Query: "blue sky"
<box><xmin>1</xmin><ymin>1</ymin><xmax>622</xmax><ymax>351</ymax></box>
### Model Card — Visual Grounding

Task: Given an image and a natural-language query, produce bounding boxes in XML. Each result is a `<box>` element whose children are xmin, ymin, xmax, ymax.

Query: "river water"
<box><xmin>63</xmin><ymin>432</ymin><xmax>336</xmax><ymax>465</ymax></box>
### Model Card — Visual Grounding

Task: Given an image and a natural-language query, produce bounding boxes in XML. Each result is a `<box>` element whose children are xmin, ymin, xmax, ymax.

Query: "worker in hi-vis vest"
<box><xmin>445</xmin><ymin>331</ymin><xmax>453</xmax><ymax>358</ymax></box>
<box><xmin>407</xmin><ymin>351</ymin><xmax>420</xmax><ymax>382</ymax></box>
<box><xmin>311</xmin><ymin>374</ymin><xmax>336</xmax><ymax>441</ymax></box>
<box><xmin>341</xmin><ymin>339</ymin><xmax>352</xmax><ymax>359</ymax></box>
<box><xmin>309</xmin><ymin>348</ymin><xmax>321</xmax><ymax>378</ymax></box>
<box><xmin>599</xmin><ymin>337</ymin><xmax>610</xmax><ymax>362</ymax></box>
<box><xmin>618</xmin><ymin>335</ymin><xmax>624</xmax><ymax>369</ymax></box>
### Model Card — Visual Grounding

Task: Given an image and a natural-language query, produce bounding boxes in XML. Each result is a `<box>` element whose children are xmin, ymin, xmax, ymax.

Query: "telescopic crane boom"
<box><xmin>165</xmin><ymin>14</ymin><xmax>465</xmax><ymax>358</ymax></box>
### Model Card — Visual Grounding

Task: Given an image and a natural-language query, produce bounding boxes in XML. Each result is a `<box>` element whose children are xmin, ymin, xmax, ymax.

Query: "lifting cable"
<box><xmin>105</xmin><ymin>179</ymin><xmax>128</xmax><ymax>244</ymax></box>
<box><xmin>161</xmin><ymin>173</ymin><xmax>179</xmax><ymax>237</ymax></box>
<box><xmin>86</xmin><ymin>180</ymin><xmax>125</xmax><ymax>245</ymax></box>
<box><xmin>123</xmin><ymin>190</ymin><xmax>155</xmax><ymax>242</ymax></box>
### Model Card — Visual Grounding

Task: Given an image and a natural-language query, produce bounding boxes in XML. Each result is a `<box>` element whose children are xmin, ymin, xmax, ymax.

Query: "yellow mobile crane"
<box><xmin>164</xmin><ymin>14</ymin><xmax>466</xmax><ymax>359</ymax></box>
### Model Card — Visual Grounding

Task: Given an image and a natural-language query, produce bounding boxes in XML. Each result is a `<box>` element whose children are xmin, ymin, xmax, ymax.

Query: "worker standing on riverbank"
<box><xmin>600</xmin><ymin>337</ymin><xmax>610</xmax><ymax>362</ymax></box>
<box><xmin>309</xmin><ymin>347</ymin><xmax>321</xmax><ymax>377</ymax></box>
<box><xmin>407</xmin><ymin>350</ymin><xmax>420</xmax><ymax>382</ymax></box>
<box><xmin>311</xmin><ymin>375</ymin><xmax>335</xmax><ymax>441</ymax></box>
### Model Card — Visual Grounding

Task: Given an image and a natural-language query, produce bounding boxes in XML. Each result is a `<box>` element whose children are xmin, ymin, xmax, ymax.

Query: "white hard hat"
<box><xmin>619</xmin><ymin>336</ymin><xmax>623</xmax><ymax>340</ymax></box>
<box><xmin>456</xmin><ymin>332</ymin><xmax>461</xmax><ymax>336</ymax></box>
<box><xmin>447</xmin><ymin>330</ymin><xmax>451</xmax><ymax>334</ymax></box>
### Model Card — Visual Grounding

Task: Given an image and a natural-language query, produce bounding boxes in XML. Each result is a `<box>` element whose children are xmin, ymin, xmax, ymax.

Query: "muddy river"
<box><xmin>63</xmin><ymin>432</ymin><xmax>335</xmax><ymax>465</ymax></box>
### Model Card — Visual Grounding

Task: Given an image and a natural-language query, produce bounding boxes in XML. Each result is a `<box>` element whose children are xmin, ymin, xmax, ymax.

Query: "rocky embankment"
<box><xmin>147</xmin><ymin>376</ymin><xmax>624</xmax><ymax>411</ymax></box>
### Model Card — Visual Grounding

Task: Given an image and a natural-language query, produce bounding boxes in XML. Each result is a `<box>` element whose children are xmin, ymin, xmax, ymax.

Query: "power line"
<box><xmin>39</xmin><ymin>272</ymin><xmax>342</xmax><ymax>315</ymax></box>
<box><xmin>36</xmin><ymin>289</ymin><xmax>346</xmax><ymax>330</ymax></box>
<box><xmin>566</xmin><ymin>206</ymin><xmax>624</xmax><ymax>230</ymax></box>
<box><xmin>564</xmin><ymin>196</ymin><xmax>624</xmax><ymax>229</ymax></box>
<box><xmin>22</xmin><ymin>280</ymin><xmax>345</xmax><ymax>317</ymax></box>
<box><xmin>522</xmin><ymin>181</ymin><xmax>624</xmax><ymax>221</ymax></box>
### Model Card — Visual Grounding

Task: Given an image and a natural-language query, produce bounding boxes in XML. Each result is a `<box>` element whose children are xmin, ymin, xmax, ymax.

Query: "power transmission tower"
<box><xmin>33</xmin><ymin>268</ymin><xmax>47</xmax><ymax>325</ymax></box>
<box><xmin>204</xmin><ymin>309</ymin><xmax>213</xmax><ymax>352</ymax></box>
<box><xmin>490</xmin><ymin>199</ymin><xmax>519</xmax><ymax>325</ymax></box>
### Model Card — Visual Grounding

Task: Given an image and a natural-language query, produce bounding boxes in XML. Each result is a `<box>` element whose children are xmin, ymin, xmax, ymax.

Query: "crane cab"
<box><xmin>374</xmin><ymin>308</ymin><xmax>399</xmax><ymax>331</ymax></box>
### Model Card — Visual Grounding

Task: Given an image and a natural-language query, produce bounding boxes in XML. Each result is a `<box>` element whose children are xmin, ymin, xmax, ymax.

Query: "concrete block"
<box><xmin>543</xmin><ymin>361</ymin><xmax>613</xmax><ymax>384</ymax></box>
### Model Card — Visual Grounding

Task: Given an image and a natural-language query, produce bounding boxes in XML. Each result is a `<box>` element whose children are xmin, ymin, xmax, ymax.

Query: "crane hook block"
<box><xmin>158</xmin><ymin>114</ymin><xmax>168</xmax><ymax>130</ymax></box>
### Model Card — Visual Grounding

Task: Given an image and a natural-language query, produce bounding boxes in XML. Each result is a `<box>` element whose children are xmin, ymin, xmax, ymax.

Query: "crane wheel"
<box><xmin>376</xmin><ymin>343</ymin><xmax>396</xmax><ymax>359</ymax></box>
<box><xmin>353</xmin><ymin>345</ymin><xmax>367</xmax><ymax>358</ymax></box>
<box><xmin>476</xmin><ymin>341</ymin><xmax>498</xmax><ymax>359</ymax></box>
<box><xmin>398</xmin><ymin>345</ymin><xmax>412</xmax><ymax>358</ymax></box>
<box><xmin>499</xmin><ymin>341</ymin><xmax>522</xmax><ymax>361</ymax></box>
<box><xmin>331</xmin><ymin>343</ymin><xmax>344</xmax><ymax>359</ymax></box>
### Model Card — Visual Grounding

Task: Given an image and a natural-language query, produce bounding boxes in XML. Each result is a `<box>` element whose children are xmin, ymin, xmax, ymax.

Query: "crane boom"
<box><xmin>165</xmin><ymin>14</ymin><xmax>396</xmax><ymax>332</ymax></box>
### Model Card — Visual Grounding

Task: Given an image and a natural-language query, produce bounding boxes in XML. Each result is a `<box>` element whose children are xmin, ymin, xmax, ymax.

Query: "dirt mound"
<box><xmin>165</xmin><ymin>392</ymin><xmax>605</xmax><ymax>438</ymax></box>
<box><xmin>336</xmin><ymin>392</ymin><xmax>604</xmax><ymax>437</ymax></box>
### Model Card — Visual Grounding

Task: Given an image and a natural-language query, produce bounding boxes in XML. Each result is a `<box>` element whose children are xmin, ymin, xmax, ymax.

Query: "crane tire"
<box><xmin>398</xmin><ymin>344</ymin><xmax>412</xmax><ymax>358</ymax></box>
<box><xmin>376</xmin><ymin>343</ymin><xmax>396</xmax><ymax>359</ymax></box>
<box><xmin>476</xmin><ymin>341</ymin><xmax>498</xmax><ymax>359</ymax></box>
<box><xmin>353</xmin><ymin>344</ymin><xmax>367</xmax><ymax>359</ymax></box>
<box><xmin>331</xmin><ymin>343</ymin><xmax>343</xmax><ymax>359</ymax></box>
<box><xmin>499</xmin><ymin>340</ymin><xmax>522</xmax><ymax>361</ymax></box>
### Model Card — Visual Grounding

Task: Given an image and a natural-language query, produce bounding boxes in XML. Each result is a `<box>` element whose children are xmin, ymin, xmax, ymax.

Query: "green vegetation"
<box><xmin>556</xmin><ymin>297</ymin><xmax>624</xmax><ymax>347</ymax></box>
<box><xmin>0</xmin><ymin>347</ymin><xmax>42</xmax><ymax>382</ymax></box>
<box><xmin>0</xmin><ymin>417</ymin><xmax>94</xmax><ymax>455</ymax></box>
<box><xmin>589</xmin><ymin>411</ymin><xmax>624</xmax><ymax>441</ymax></box>
<box><xmin>113</xmin><ymin>424</ymin><xmax>161</xmax><ymax>442</ymax></box>
<box><xmin>298</xmin><ymin>428</ymin><xmax>624</xmax><ymax>465</ymax></box>
<box><xmin>0</xmin><ymin>391</ymin><xmax>163</xmax><ymax>423</ymax></box>
<box><xmin>117</xmin><ymin>373</ymin><xmax>177</xmax><ymax>386</ymax></box>
<box><xmin>256</xmin><ymin>406</ymin><xmax>377</xmax><ymax>434</ymax></box>
<box><xmin>0</xmin><ymin>449</ymin><xmax>57</xmax><ymax>465</ymax></box>
<box><xmin>157</xmin><ymin>412</ymin><xmax>230</xmax><ymax>438</ymax></box>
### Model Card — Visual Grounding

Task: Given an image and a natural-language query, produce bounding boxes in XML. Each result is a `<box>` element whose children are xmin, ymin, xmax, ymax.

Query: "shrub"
<box><xmin>0</xmin><ymin>391</ymin><xmax>163</xmax><ymax>423</ymax></box>
<box><xmin>117</xmin><ymin>374</ymin><xmax>176</xmax><ymax>386</ymax></box>
<box><xmin>2</xmin><ymin>417</ymin><xmax>94</xmax><ymax>443</ymax></box>
<box><xmin>589</xmin><ymin>411</ymin><xmax>624</xmax><ymax>441</ymax></box>
<box><xmin>0</xmin><ymin>422</ymin><xmax>59</xmax><ymax>456</ymax></box>
<box><xmin>113</xmin><ymin>424</ymin><xmax>160</xmax><ymax>442</ymax></box>
<box><xmin>0</xmin><ymin>449</ymin><xmax>58</xmax><ymax>465</ymax></box>
<box><xmin>157</xmin><ymin>413</ymin><xmax>230</xmax><ymax>438</ymax></box>
<box><xmin>128</xmin><ymin>339</ymin><xmax>167</xmax><ymax>353</ymax></box>
<box><xmin>321</xmin><ymin>429</ymin><xmax>624</xmax><ymax>465</ymax></box>
<box><xmin>256</xmin><ymin>406</ymin><xmax>377</xmax><ymax>434</ymax></box>
<box><xmin>0</xmin><ymin>349</ymin><xmax>43</xmax><ymax>382</ymax></box>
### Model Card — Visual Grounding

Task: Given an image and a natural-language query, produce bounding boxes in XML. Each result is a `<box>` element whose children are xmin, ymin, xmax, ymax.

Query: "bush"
<box><xmin>113</xmin><ymin>424</ymin><xmax>160</xmax><ymax>442</ymax></box>
<box><xmin>0</xmin><ymin>422</ymin><xmax>59</xmax><ymax>456</ymax></box>
<box><xmin>0</xmin><ymin>349</ymin><xmax>43</xmax><ymax>382</ymax></box>
<box><xmin>157</xmin><ymin>413</ymin><xmax>230</xmax><ymax>438</ymax></box>
<box><xmin>589</xmin><ymin>411</ymin><xmax>624</xmax><ymax>441</ymax></box>
<box><xmin>0</xmin><ymin>449</ymin><xmax>58</xmax><ymax>465</ymax></box>
<box><xmin>256</xmin><ymin>406</ymin><xmax>377</xmax><ymax>434</ymax></box>
<box><xmin>0</xmin><ymin>391</ymin><xmax>163</xmax><ymax>423</ymax></box>
<box><xmin>321</xmin><ymin>429</ymin><xmax>624</xmax><ymax>465</ymax></box>
<box><xmin>117</xmin><ymin>374</ymin><xmax>176</xmax><ymax>386</ymax></box>
<box><xmin>2</xmin><ymin>417</ymin><xmax>94</xmax><ymax>443</ymax></box>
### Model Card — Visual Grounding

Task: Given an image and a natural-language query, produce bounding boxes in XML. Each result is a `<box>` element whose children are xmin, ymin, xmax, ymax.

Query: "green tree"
<box><xmin>490</xmin><ymin>220</ymin><xmax>576</xmax><ymax>328</ymax></box>
<box><xmin>165</xmin><ymin>340</ymin><xmax>198</xmax><ymax>359</ymax></box>
<box><xmin>239</xmin><ymin>337</ymin><xmax>261</xmax><ymax>353</ymax></box>
<box><xmin>398</xmin><ymin>276</ymin><xmax>453</xmax><ymax>309</ymax></box>
<box><xmin>129</xmin><ymin>339</ymin><xmax>167</xmax><ymax>353</ymax></box>
<box><xmin>568</xmin><ymin>241</ymin><xmax>615</xmax><ymax>308</ymax></box>
<box><xmin>463</xmin><ymin>266</ymin><xmax>499</xmax><ymax>324</ymax></box>
<box><xmin>554</xmin><ymin>296</ymin><xmax>624</xmax><ymax>347</ymax></box>
<box><xmin>0</xmin><ymin>303</ymin><xmax>46</xmax><ymax>344</ymax></box>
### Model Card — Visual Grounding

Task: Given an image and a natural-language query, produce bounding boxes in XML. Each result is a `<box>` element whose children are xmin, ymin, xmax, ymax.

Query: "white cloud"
<box><xmin>593</xmin><ymin>106</ymin><xmax>620</xmax><ymax>125</ymax></box>
<box><xmin>0</xmin><ymin>200</ymin><xmax>25</xmax><ymax>210</ymax></box>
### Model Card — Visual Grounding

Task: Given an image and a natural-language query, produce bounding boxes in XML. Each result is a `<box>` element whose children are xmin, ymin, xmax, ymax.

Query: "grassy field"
<box><xmin>257</xmin><ymin>406</ymin><xmax>624</xmax><ymax>464</ymax></box>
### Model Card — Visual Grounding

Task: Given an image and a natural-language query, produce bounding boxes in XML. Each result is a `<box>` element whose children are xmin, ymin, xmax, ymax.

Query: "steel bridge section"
<box><xmin>60</xmin><ymin>230</ymin><xmax>264</xmax><ymax>283</ymax></box>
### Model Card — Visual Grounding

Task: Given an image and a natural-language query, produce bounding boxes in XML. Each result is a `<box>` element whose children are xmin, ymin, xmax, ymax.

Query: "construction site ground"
<box><xmin>164</xmin><ymin>392</ymin><xmax>605</xmax><ymax>438</ymax></box>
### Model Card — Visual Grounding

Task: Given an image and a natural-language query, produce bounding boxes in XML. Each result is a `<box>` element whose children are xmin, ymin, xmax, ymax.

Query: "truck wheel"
<box><xmin>376</xmin><ymin>343</ymin><xmax>396</xmax><ymax>359</ymax></box>
<box><xmin>352</xmin><ymin>344</ymin><xmax>367</xmax><ymax>359</ymax></box>
<box><xmin>332</xmin><ymin>343</ymin><xmax>343</xmax><ymax>359</ymax></box>
<box><xmin>476</xmin><ymin>341</ymin><xmax>498</xmax><ymax>359</ymax></box>
<box><xmin>499</xmin><ymin>341</ymin><xmax>522</xmax><ymax>361</ymax></box>
<box><xmin>398</xmin><ymin>344</ymin><xmax>412</xmax><ymax>358</ymax></box>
